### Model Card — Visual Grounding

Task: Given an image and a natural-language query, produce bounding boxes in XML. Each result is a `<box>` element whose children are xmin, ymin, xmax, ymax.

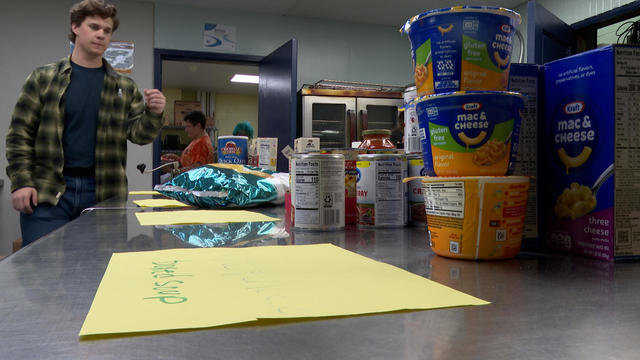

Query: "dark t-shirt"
<box><xmin>63</xmin><ymin>61</ymin><xmax>104</xmax><ymax>168</ymax></box>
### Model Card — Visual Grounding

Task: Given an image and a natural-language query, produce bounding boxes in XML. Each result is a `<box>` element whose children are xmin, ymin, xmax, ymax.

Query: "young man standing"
<box><xmin>5</xmin><ymin>0</ymin><xmax>166</xmax><ymax>246</ymax></box>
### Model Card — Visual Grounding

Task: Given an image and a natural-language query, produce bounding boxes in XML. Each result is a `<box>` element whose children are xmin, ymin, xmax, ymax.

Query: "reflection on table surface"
<box><xmin>1</xmin><ymin>196</ymin><xmax>638</xmax><ymax>360</ymax></box>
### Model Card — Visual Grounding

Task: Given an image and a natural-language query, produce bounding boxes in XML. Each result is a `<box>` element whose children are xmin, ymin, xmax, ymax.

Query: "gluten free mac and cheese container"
<box><xmin>416</xmin><ymin>91</ymin><xmax>524</xmax><ymax>176</ymax></box>
<box><xmin>422</xmin><ymin>176</ymin><xmax>530</xmax><ymax>260</ymax></box>
<box><xmin>402</xmin><ymin>6</ymin><xmax>521</xmax><ymax>96</ymax></box>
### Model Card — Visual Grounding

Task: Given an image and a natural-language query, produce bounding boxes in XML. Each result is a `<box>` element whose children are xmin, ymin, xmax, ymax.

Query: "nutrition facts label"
<box><xmin>375</xmin><ymin>161</ymin><xmax>405</xmax><ymax>225</ymax></box>
<box><xmin>509</xmin><ymin>71</ymin><xmax>539</xmax><ymax>239</ymax></box>
<box><xmin>422</xmin><ymin>181</ymin><xmax>465</xmax><ymax>219</ymax></box>
<box><xmin>614</xmin><ymin>47</ymin><xmax>640</xmax><ymax>255</ymax></box>
<box><xmin>293</xmin><ymin>157</ymin><xmax>344</xmax><ymax>228</ymax></box>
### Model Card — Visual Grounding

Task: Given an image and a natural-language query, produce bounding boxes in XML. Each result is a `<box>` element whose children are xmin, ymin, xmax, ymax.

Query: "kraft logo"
<box><xmin>564</xmin><ymin>101</ymin><xmax>585</xmax><ymax>114</ymax></box>
<box><xmin>500</xmin><ymin>24</ymin><xmax>512</xmax><ymax>33</ymax></box>
<box><xmin>462</xmin><ymin>102</ymin><xmax>481</xmax><ymax>111</ymax></box>
<box><xmin>420</xmin><ymin>167</ymin><xmax>428</xmax><ymax>176</ymax></box>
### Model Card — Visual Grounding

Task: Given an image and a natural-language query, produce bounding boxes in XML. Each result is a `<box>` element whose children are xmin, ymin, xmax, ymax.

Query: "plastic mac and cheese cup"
<box><xmin>416</xmin><ymin>91</ymin><xmax>525</xmax><ymax>176</ymax></box>
<box><xmin>401</xmin><ymin>6</ymin><xmax>521</xmax><ymax>96</ymax></box>
<box><xmin>422</xmin><ymin>176</ymin><xmax>530</xmax><ymax>260</ymax></box>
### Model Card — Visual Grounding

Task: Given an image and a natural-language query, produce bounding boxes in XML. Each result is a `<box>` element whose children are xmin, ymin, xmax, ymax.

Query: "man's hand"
<box><xmin>12</xmin><ymin>187</ymin><xmax>38</xmax><ymax>214</ymax></box>
<box><xmin>144</xmin><ymin>89</ymin><xmax>166</xmax><ymax>116</ymax></box>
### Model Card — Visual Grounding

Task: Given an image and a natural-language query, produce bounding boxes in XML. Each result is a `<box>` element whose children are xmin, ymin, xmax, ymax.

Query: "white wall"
<box><xmin>0</xmin><ymin>0</ymin><xmax>155</xmax><ymax>256</ymax></box>
<box><xmin>154</xmin><ymin>3</ymin><xmax>415</xmax><ymax>90</ymax></box>
<box><xmin>215</xmin><ymin>94</ymin><xmax>259</xmax><ymax>137</ymax></box>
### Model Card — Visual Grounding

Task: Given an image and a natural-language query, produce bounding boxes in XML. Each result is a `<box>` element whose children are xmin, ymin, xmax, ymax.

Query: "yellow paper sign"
<box><xmin>79</xmin><ymin>244</ymin><xmax>489</xmax><ymax>337</ymax></box>
<box><xmin>135</xmin><ymin>210</ymin><xmax>280</xmax><ymax>226</ymax></box>
<box><xmin>129</xmin><ymin>190</ymin><xmax>161</xmax><ymax>195</ymax></box>
<box><xmin>133</xmin><ymin>199</ymin><xmax>190</xmax><ymax>208</ymax></box>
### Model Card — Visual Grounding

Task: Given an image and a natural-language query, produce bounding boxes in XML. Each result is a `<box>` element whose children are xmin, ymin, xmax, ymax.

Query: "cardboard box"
<box><xmin>541</xmin><ymin>45</ymin><xmax>640</xmax><ymax>261</ymax></box>
<box><xmin>173</xmin><ymin>100</ymin><xmax>201</xmax><ymax>126</ymax></box>
<box><xmin>508</xmin><ymin>63</ymin><xmax>541</xmax><ymax>246</ymax></box>
<box><xmin>248</xmin><ymin>137</ymin><xmax>278</xmax><ymax>171</ymax></box>
<box><xmin>294</xmin><ymin>137</ymin><xmax>320</xmax><ymax>153</ymax></box>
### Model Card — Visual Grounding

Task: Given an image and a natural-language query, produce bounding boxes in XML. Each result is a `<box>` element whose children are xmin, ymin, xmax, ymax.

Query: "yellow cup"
<box><xmin>422</xmin><ymin>176</ymin><xmax>529</xmax><ymax>260</ymax></box>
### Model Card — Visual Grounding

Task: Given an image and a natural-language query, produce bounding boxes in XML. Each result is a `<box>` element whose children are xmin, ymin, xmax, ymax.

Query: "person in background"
<box><xmin>161</xmin><ymin>111</ymin><xmax>215</xmax><ymax>176</ymax></box>
<box><xmin>5</xmin><ymin>0</ymin><xmax>166</xmax><ymax>247</ymax></box>
<box><xmin>232</xmin><ymin>121</ymin><xmax>255</xmax><ymax>139</ymax></box>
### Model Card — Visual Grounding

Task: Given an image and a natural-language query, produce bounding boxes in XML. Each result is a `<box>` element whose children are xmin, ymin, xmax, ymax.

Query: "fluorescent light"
<box><xmin>230</xmin><ymin>74</ymin><xmax>259</xmax><ymax>84</ymax></box>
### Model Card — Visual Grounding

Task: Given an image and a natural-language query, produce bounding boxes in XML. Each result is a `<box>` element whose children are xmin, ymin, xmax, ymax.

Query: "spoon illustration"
<box><xmin>591</xmin><ymin>163</ymin><xmax>614</xmax><ymax>196</ymax></box>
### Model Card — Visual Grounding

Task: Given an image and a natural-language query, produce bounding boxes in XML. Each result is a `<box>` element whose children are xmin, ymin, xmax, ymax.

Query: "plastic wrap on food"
<box><xmin>154</xmin><ymin>163</ymin><xmax>289</xmax><ymax>208</ymax></box>
<box><xmin>157</xmin><ymin>221</ymin><xmax>290</xmax><ymax>248</ymax></box>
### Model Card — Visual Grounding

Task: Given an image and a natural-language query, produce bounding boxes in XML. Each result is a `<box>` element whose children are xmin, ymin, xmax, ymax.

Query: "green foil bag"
<box><xmin>154</xmin><ymin>164</ymin><xmax>288</xmax><ymax>208</ymax></box>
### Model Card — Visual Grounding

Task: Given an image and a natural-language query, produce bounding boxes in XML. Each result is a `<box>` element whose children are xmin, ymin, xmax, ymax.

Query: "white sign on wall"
<box><xmin>203</xmin><ymin>23</ymin><xmax>236</xmax><ymax>52</ymax></box>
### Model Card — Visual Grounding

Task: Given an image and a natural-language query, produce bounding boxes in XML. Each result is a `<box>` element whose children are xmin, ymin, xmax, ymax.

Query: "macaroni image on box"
<box><xmin>541</xmin><ymin>45</ymin><xmax>640</xmax><ymax>261</ymax></box>
<box><xmin>421</xmin><ymin>176</ymin><xmax>530</xmax><ymax>260</ymax></box>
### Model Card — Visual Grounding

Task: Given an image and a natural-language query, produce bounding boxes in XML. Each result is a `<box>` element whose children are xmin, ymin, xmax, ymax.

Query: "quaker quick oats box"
<box><xmin>541</xmin><ymin>45</ymin><xmax>640</xmax><ymax>261</ymax></box>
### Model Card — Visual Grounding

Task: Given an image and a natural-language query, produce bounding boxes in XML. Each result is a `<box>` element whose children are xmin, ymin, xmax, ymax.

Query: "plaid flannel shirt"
<box><xmin>5</xmin><ymin>57</ymin><xmax>163</xmax><ymax>205</ymax></box>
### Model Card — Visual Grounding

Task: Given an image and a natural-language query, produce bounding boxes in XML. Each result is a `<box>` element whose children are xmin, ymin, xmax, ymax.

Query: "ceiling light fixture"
<box><xmin>230</xmin><ymin>74</ymin><xmax>259</xmax><ymax>84</ymax></box>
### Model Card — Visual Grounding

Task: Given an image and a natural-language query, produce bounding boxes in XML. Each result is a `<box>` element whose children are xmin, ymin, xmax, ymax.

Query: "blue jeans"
<box><xmin>20</xmin><ymin>175</ymin><xmax>97</xmax><ymax>247</ymax></box>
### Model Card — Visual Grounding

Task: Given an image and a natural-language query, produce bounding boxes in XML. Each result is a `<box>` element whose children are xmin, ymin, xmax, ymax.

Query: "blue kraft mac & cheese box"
<box><xmin>540</xmin><ymin>45</ymin><xmax>640</xmax><ymax>261</ymax></box>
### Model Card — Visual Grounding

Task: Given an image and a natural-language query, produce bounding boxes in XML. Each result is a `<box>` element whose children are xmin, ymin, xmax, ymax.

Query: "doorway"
<box><xmin>159</xmin><ymin>60</ymin><xmax>260</xmax><ymax>172</ymax></box>
<box><xmin>153</xmin><ymin>40</ymin><xmax>297</xmax><ymax>184</ymax></box>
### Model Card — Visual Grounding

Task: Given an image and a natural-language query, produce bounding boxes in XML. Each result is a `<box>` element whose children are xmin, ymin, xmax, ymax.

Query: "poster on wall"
<box><xmin>203</xmin><ymin>23</ymin><xmax>236</xmax><ymax>52</ymax></box>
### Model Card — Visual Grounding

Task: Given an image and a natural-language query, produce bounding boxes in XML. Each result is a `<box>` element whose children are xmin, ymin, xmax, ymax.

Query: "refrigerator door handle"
<box><xmin>347</xmin><ymin>109</ymin><xmax>357</xmax><ymax>144</ymax></box>
<box><xmin>358</xmin><ymin>109</ymin><xmax>368</xmax><ymax>141</ymax></box>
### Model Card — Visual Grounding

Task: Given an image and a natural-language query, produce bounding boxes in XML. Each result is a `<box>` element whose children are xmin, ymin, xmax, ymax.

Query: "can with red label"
<box><xmin>356</xmin><ymin>153</ymin><xmax>408</xmax><ymax>227</ymax></box>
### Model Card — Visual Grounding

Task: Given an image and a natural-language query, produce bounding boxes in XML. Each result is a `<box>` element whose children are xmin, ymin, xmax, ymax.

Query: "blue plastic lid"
<box><xmin>401</xmin><ymin>6</ymin><xmax>521</xmax><ymax>34</ymax></box>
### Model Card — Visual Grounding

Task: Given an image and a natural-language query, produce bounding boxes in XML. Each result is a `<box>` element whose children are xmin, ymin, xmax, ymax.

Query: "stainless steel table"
<box><xmin>1</xmin><ymin>197</ymin><xmax>639</xmax><ymax>359</ymax></box>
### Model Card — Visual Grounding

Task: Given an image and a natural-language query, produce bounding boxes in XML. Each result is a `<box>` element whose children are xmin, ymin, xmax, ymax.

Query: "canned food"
<box><xmin>404</xmin><ymin>86</ymin><xmax>421</xmax><ymax>154</ymax></box>
<box><xmin>356</xmin><ymin>153</ymin><xmax>408</xmax><ymax>227</ymax></box>
<box><xmin>407</xmin><ymin>154</ymin><xmax>428</xmax><ymax>226</ymax></box>
<box><xmin>291</xmin><ymin>154</ymin><xmax>345</xmax><ymax>230</ymax></box>
<box><xmin>316</xmin><ymin>148</ymin><xmax>359</xmax><ymax>224</ymax></box>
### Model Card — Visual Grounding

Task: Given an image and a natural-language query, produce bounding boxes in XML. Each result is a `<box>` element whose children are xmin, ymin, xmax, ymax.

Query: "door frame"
<box><xmin>152</xmin><ymin>48</ymin><xmax>264</xmax><ymax>185</ymax></box>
